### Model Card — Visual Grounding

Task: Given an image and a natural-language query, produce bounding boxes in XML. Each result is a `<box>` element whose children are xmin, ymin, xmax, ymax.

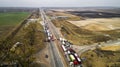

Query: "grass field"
<box><xmin>0</xmin><ymin>12</ymin><xmax>29</xmax><ymax>26</ymax></box>
<box><xmin>12</xmin><ymin>22</ymin><xmax>45</xmax><ymax>66</ymax></box>
<box><xmin>0</xmin><ymin>12</ymin><xmax>30</xmax><ymax>39</ymax></box>
<box><xmin>100</xmin><ymin>45</ymin><xmax>120</xmax><ymax>51</ymax></box>
<box><xmin>81</xmin><ymin>49</ymin><xmax>120</xmax><ymax>67</ymax></box>
<box><xmin>52</xmin><ymin>19</ymin><xmax>92</xmax><ymax>45</ymax></box>
<box><xmin>0</xmin><ymin>11</ymin><xmax>45</xmax><ymax>66</ymax></box>
<box><xmin>51</xmin><ymin>18</ymin><xmax>113</xmax><ymax>45</ymax></box>
<box><xmin>1</xmin><ymin>21</ymin><xmax>45</xmax><ymax>66</ymax></box>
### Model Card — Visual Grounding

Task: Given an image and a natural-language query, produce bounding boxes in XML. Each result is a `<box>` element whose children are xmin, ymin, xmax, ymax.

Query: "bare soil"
<box><xmin>68</xmin><ymin>18</ymin><xmax>120</xmax><ymax>31</ymax></box>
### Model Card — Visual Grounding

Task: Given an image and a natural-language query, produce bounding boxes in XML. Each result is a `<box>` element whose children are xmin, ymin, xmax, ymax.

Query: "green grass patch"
<box><xmin>0</xmin><ymin>12</ymin><xmax>30</xmax><ymax>39</ymax></box>
<box><xmin>0</xmin><ymin>12</ymin><xmax>29</xmax><ymax>26</ymax></box>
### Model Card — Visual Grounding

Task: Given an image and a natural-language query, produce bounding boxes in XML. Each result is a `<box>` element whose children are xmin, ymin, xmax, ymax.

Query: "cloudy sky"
<box><xmin>0</xmin><ymin>0</ymin><xmax>120</xmax><ymax>7</ymax></box>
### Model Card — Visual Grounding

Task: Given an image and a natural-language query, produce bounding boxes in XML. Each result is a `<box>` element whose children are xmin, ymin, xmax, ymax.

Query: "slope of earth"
<box><xmin>81</xmin><ymin>47</ymin><xmax>120</xmax><ymax>67</ymax></box>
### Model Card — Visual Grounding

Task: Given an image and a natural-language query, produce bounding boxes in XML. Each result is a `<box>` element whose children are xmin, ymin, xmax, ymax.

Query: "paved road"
<box><xmin>77</xmin><ymin>39</ymin><xmax>120</xmax><ymax>56</ymax></box>
<box><xmin>40</xmin><ymin>9</ymin><xmax>64</xmax><ymax>67</ymax></box>
<box><xmin>77</xmin><ymin>45</ymin><xmax>97</xmax><ymax>55</ymax></box>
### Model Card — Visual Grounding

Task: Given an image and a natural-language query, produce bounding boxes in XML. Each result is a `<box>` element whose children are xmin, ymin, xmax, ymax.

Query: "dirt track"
<box><xmin>34</xmin><ymin>45</ymin><xmax>51</xmax><ymax>67</ymax></box>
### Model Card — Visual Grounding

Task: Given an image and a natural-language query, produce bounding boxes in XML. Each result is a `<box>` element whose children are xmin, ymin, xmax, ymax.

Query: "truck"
<box><xmin>68</xmin><ymin>48</ymin><xmax>76</xmax><ymax>54</ymax></box>
<box><xmin>73</xmin><ymin>53</ymin><xmax>82</xmax><ymax>65</ymax></box>
<box><xmin>61</xmin><ymin>45</ymin><xmax>67</xmax><ymax>52</ymax></box>
<box><xmin>69</xmin><ymin>54</ymin><xmax>75</xmax><ymax>62</ymax></box>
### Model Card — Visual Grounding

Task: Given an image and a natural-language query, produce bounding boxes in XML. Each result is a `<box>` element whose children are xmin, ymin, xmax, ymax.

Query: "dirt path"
<box><xmin>33</xmin><ymin>45</ymin><xmax>51</xmax><ymax>67</ymax></box>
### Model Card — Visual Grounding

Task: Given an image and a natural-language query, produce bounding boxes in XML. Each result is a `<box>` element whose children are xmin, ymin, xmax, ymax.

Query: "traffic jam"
<box><xmin>59</xmin><ymin>38</ymin><xmax>82</xmax><ymax>67</ymax></box>
<box><xmin>43</xmin><ymin>21</ymin><xmax>82</xmax><ymax>67</ymax></box>
<box><xmin>44</xmin><ymin>22</ymin><xmax>55</xmax><ymax>42</ymax></box>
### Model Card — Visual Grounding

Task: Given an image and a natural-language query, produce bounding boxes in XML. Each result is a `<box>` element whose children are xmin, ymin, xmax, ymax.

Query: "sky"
<box><xmin>0</xmin><ymin>0</ymin><xmax>120</xmax><ymax>7</ymax></box>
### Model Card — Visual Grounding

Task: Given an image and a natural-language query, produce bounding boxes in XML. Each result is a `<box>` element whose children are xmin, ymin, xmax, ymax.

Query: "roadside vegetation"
<box><xmin>11</xmin><ymin>22</ymin><xmax>45</xmax><ymax>66</ymax></box>
<box><xmin>100</xmin><ymin>29</ymin><xmax>120</xmax><ymax>39</ymax></box>
<box><xmin>51</xmin><ymin>18</ymin><xmax>112</xmax><ymax>45</ymax></box>
<box><xmin>0</xmin><ymin>21</ymin><xmax>45</xmax><ymax>66</ymax></box>
<box><xmin>0</xmin><ymin>10</ymin><xmax>45</xmax><ymax>66</ymax></box>
<box><xmin>81</xmin><ymin>48</ymin><xmax>120</xmax><ymax>67</ymax></box>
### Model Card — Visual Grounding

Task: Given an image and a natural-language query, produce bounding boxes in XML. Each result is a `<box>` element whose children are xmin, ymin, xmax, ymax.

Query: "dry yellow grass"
<box><xmin>83</xmin><ymin>23</ymin><xmax>110</xmax><ymax>31</ymax></box>
<box><xmin>81</xmin><ymin>50</ymin><xmax>120</xmax><ymax>67</ymax></box>
<box><xmin>53</xmin><ymin>12</ymin><xmax>77</xmax><ymax>17</ymax></box>
<box><xmin>100</xmin><ymin>45</ymin><xmax>120</xmax><ymax>51</ymax></box>
<box><xmin>52</xmin><ymin>19</ymin><xmax>96</xmax><ymax>45</ymax></box>
<box><xmin>81</xmin><ymin>50</ymin><xmax>107</xmax><ymax>67</ymax></box>
<box><xmin>68</xmin><ymin>20</ymin><xmax>99</xmax><ymax>27</ymax></box>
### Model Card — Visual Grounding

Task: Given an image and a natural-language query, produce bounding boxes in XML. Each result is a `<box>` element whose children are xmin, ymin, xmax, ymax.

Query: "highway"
<box><xmin>40</xmin><ymin>8</ymin><xmax>120</xmax><ymax>67</ymax></box>
<box><xmin>40</xmin><ymin>9</ymin><xmax>65</xmax><ymax>67</ymax></box>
